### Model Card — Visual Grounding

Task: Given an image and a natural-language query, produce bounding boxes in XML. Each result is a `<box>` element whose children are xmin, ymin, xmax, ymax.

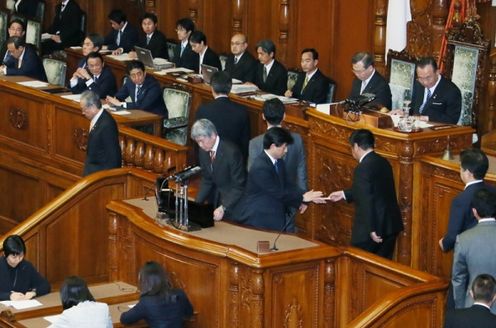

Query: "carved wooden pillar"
<box><xmin>323</xmin><ymin>259</ymin><xmax>335</xmax><ymax>328</ymax></box>
<box><xmin>397</xmin><ymin>140</ymin><xmax>414</xmax><ymax>266</ymax></box>
<box><xmin>108</xmin><ymin>211</ymin><xmax>119</xmax><ymax>281</ymax></box>
<box><xmin>373</xmin><ymin>0</ymin><xmax>388</xmax><ymax>75</ymax></box>
<box><xmin>228</xmin><ymin>262</ymin><xmax>240</xmax><ymax>327</ymax></box>
<box><xmin>430</xmin><ymin>0</ymin><xmax>449</xmax><ymax>59</ymax></box>
<box><xmin>232</xmin><ymin>0</ymin><xmax>244</xmax><ymax>34</ymax></box>
<box><xmin>250</xmin><ymin>269</ymin><xmax>264</xmax><ymax>328</ymax></box>
<box><xmin>278</xmin><ymin>0</ymin><xmax>289</xmax><ymax>65</ymax></box>
<box><xmin>189</xmin><ymin>0</ymin><xmax>199</xmax><ymax>24</ymax></box>
<box><xmin>144</xmin><ymin>0</ymin><xmax>156</xmax><ymax>13</ymax></box>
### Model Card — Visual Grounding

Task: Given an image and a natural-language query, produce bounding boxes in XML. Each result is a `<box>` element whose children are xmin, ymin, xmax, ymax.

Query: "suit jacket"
<box><xmin>47</xmin><ymin>0</ymin><xmax>83</xmax><ymax>48</ymax></box>
<box><xmin>83</xmin><ymin>110</ymin><xmax>122</xmax><ymax>176</ymax></box>
<box><xmin>0</xmin><ymin>42</ymin><xmax>12</xmax><ymax>66</ymax></box>
<box><xmin>196</xmin><ymin>139</ymin><xmax>246</xmax><ymax>217</ymax></box>
<box><xmin>254</xmin><ymin>60</ymin><xmax>288</xmax><ymax>96</ymax></box>
<box><xmin>224</xmin><ymin>51</ymin><xmax>257</xmax><ymax>82</ymax></box>
<box><xmin>350</xmin><ymin>70</ymin><xmax>392</xmax><ymax>109</ymax></box>
<box><xmin>136</xmin><ymin>30</ymin><xmax>169</xmax><ymax>60</ymax></box>
<box><xmin>442</xmin><ymin>182</ymin><xmax>496</xmax><ymax>251</ymax></box>
<box><xmin>195</xmin><ymin>97</ymin><xmax>250</xmax><ymax>160</ymax></box>
<box><xmin>344</xmin><ymin>151</ymin><xmax>403</xmax><ymax>244</ymax></box>
<box><xmin>70</xmin><ymin>66</ymin><xmax>117</xmax><ymax>98</ymax></box>
<box><xmin>114</xmin><ymin>74</ymin><xmax>168</xmax><ymax>117</ymax></box>
<box><xmin>52</xmin><ymin>301</ymin><xmax>112</xmax><ymax>328</ymax></box>
<box><xmin>444</xmin><ymin>304</ymin><xmax>496</xmax><ymax>328</ymax></box>
<box><xmin>248</xmin><ymin>131</ymin><xmax>307</xmax><ymax>191</ymax></box>
<box><xmin>411</xmin><ymin>76</ymin><xmax>461</xmax><ymax>124</ymax></box>
<box><xmin>104</xmin><ymin>23</ymin><xmax>139</xmax><ymax>53</ymax></box>
<box><xmin>236</xmin><ymin>151</ymin><xmax>304</xmax><ymax>231</ymax></box>
<box><xmin>292</xmin><ymin>69</ymin><xmax>331</xmax><ymax>104</ymax></box>
<box><xmin>173</xmin><ymin>42</ymin><xmax>198</xmax><ymax>72</ymax></box>
<box><xmin>199</xmin><ymin>47</ymin><xmax>222</xmax><ymax>72</ymax></box>
<box><xmin>6</xmin><ymin>45</ymin><xmax>47</xmax><ymax>81</ymax></box>
<box><xmin>0</xmin><ymin>257</ymin><xmax>50</xmax><ymax>301</ymax></box>
<box><xmin>452</xmin><ymin>220</ymin><xmax>496</xmax><ymax>313</ymax></box>
<box><xmin>14</xmin><ymin>0</ymin><xmax>39</xmax><ymax>19</ymax></box>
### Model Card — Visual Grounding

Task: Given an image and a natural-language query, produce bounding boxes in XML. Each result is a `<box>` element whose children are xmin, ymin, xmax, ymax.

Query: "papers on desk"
<box><xmin>230</xmin><ymin>84</ymin><xmax>258</xmax><ymax>94</ymax></box>
<box><xmin>106</xmin><ymin>53</ymin><xmax>131</xmax><ymax>61</ymax></box>
<box><xmin>70</xmin><ymin>46</ymin><xmax>82</xmax><ymax>50</ymax></box>
<box><xmin>251</xmin><ymin>94</ymin><xmax>299</xmax><ymax>104</ymax></box>
<box><xmin>43</xmin><ymin>314</ymin><xmax>61</xmax><ymax>324</ymax></box>
<box><xmin>232</xmin><ymin>78</ymin><xmax>242</xmax><ymax>84</ymax></box>
<box><xmin>316</xmin><ymin>103</ymin><xmax>332</xmax><ymax>115</ymax></box>
<box><xmin>111</xmin><ymin>110</ymin><xmax>131</xmax><ymax>115</ymax></box>
<box><xmin>41</xmin><ymin>33</ymin><xmax>52</xmax><ymax>40</ymax></box>
<box><xmin>17</xmin><ymin>80</ymin><xmax>50</xmax><ymax>88</ymax></box>
<box><xmin>0</xmin><ymin>299</ymin><xmax>42</xmax><ymax>310</ymax></box>
<box><xmin>154</xmin><ymin>67</ymin><xmax>194</xmax><ymax>75</ymax></box>
<box><xmin>61</xmin><ymin>94</ymin><xmax>82</xmax><ymax>102</ymax></box>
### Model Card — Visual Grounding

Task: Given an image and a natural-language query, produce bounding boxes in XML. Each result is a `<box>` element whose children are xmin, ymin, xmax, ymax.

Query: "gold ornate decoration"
<box><xmin>9</xmin><ymin>108</ymin><xmax>28</xmax><ymax>129</ymax></box>
<box><xmin>73</xmin><ymin>128</ymin><xmax>88</xmax><ymax>151</ymax></box>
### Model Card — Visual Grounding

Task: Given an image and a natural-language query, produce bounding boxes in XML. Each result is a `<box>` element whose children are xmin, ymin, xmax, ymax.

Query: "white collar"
<box><xmin>264</xmin><ymin>149</ymin><xmax>278</xmax><ymax>165</ymax></box>
<box><xmin>120</xmin><ymin>21</ymin><xmax>128</xmax><ymax>33</ymax></box>
<box><xmin>473</xmin><ymin>302</ymin><xmax>492</xmax><ymax>310</ymax></box>
<box><xmin>359</xmin><ymin>150</ymin><xmax>373</xmax><ymax>163</ymax></box>
<box><xmin>264</xmin><ymin>59</ymin><xmax>275</xmax><ymax>73</ymax></box>
<box><xmin>210</xmin><ymin>135</ymin><xmax>220</xmax><ymax>153</ymax></box>
<box><xmin>306</xmin><ymin>68</ymin><xmax>318</xmax><ymax>80</ymax></box>
<box><xmin>89</xmin><ymin>108</ymin><xmax>104</xmax><ymax>131</ymax></box>
<box><xmin>426</xmin><ymin>74</ymin><xmax>441</xmax><ymax>95</ymax></box>
<box><xmin>464</xmin><ymin>180</ymin><xmax>483</xmax><ymax>189</ymax></box>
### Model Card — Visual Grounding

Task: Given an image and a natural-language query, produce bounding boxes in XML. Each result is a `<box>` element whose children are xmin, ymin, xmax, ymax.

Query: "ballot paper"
<box><xmin>17</xmin><ymin>80</ymin><xmax>49</xmax><ymax>88</ymax></box>
<box><xmin>154</xmin><ymin>67</ymin><xmax>194</xmax><ymax>75</ymax></box>
<box><xmin>0</xmin><ymin>299</ymin><xmax>42</xmax><ymax>310</ymax></box>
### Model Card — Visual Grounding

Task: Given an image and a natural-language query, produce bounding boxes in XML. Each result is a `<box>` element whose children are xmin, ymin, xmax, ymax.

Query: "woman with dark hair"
<box><xmin>49</xmin><ymin>276</ymin><xmax>112</xmax><ymax>327</ymax></box>
<box><xmin>120</xmin><ymin>261</ymin><xmax>193</xmax><ymax>327</ymax></box>
<box><xmin>0</xmin><ymin>235</ymin><xmax>50</xmax><ymax>301</ymax></box>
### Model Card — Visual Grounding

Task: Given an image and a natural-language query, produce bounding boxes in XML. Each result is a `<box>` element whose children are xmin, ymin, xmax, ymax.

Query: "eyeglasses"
<box><xmin>230</xmin><ymin>42</ymin><xmax>245</xmax><ymax>46</ymax></box>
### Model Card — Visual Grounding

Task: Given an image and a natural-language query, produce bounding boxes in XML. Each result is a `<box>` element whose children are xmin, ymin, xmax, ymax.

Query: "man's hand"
<box><xmin>302</xmin><ymin>190</ymin><xmax>324</xmax><ymax>203</ymax></box>
<box><xmin>370</xmin><ymin>231</ymin><xmax>383</xmax><ymax>243</ymax></box>
<box><xmin>75</xmin><ymin>67</ymin><xmax>91</xmax><ymax>80</ymax></box>
<box><xmin>328</xmin><ymin>191</ymin><xmax>344</xmax><ymax>202</ymax></box>
<box><xmin>112</xmin><ymin>48</ymin><xmax>124</xmax><ymax>55</ymax></box>
<box><xmin>10</xmin><ymin>292</ymin><xmax>25</xmax><ymax>301</ymax></box>
<box><xmin>299</xmin><ymin>203</ymin><xmax>308</xmax><ymax>214</ymax></box>
<box><xmin>106</xmin><ymin>96</ymin><xmax>122</xmax><ymax>107</ymax></box>
<box><xmin>51</xmin><ymin>35</ymin><xmax>61</xmax><ymax>43</ymax></box>
<box><xmin>284</xmin><ymin>90</ymin><xmax>293</xmax><ymax>97</ymax></box>
<box><xmin>438</xmin><ymin>238</ymin><xmax>445</xmax><ymax>251</ymax></box>
<box><xmin>213</xmin><ymin>205</ymin><xmax>225</xmax><ymax>221</ymax></box>
<box><xmin>24</xmin><ymin>291</ymin><xmax>36</xmax><ymax>300</ymax></box>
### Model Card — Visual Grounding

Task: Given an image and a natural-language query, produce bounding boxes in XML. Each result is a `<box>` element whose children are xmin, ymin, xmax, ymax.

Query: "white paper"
<box><xmin>106</xmin><ymin>53</ymin><xmax>131</xmax><ymax>61</ymax></box>
<box><xmin>111</xmin><ymin>110</ymin><xmax>131</xmax><ymax>115</ymax></box>
<box><xmin>128</xmin><ymin>304</ymin><xmax>136</xmax><ymax>308</ymax></box>
<box><xmin>155</xmin><ymin>67</ymin><xmax>194</xmax><ymax>75</ymax></box>
<box><xmin>0</xmin><ymin>299</ymin><xmax>42</xmax><ymax>310</ymax></box>
<box><xmin>17</xmin><ymin>81</ymin><xmax>49</xmax><ymax>88</ymax></box>
<box><xmin>41</xmin><ymin>33</ymin><xmax>52</xmax><ymax>40</ymax></box>
<box><xmin>232</xmin><ymin>78</ymin><xmax>242</xmax><ymax>84</ymax></box>
<box><xmin>43</xmin><ymin>314</ymin><xmax>61</xmax><ymax>323</ymax></box>
<box><xmin>230</xmin><ymin>84</ymin><xmax>258</xmax><ymax>94</ymax></box>
<box><xmin>251</xmin><ymin>94</ymin><xmax>298</xmax><ymax>104</ymax></box>
<box><xmin>70</xmin><ymin>46</ymin><xmax>82</xmax><ymax>50</ymax></box>
<box><xmin>61</xmin><ymin>94</ymin><xmax>82</xmax><ymax>102</ymax></box>
<box><xmin>316</xmin><ymin>103</ymin><xmax>331</xmax><ymax>115</ymax></box>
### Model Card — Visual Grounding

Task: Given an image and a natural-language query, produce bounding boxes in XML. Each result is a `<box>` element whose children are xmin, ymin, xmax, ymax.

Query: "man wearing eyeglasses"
<box><xmin>411</xmin><ymin>57</ymin><xmax>461</xmax><ymax>124</ymax></box>
<box><xmin>224</xmin><ymin>33</ymin><xmax>257</xmax><ymax>83</ymax></box>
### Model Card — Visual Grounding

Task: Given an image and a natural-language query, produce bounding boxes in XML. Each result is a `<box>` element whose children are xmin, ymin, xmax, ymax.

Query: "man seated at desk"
<box><xmin>77</xmin><ymin>33</ymin><xmax>105</xmax><ymax>69</ymax></box>
<box><xmin>1</xmin><ymin>19</ymin><xmax>26</xmax><ymax>66</ymax></box>
<box><xmin>224</xmin><ymin>33</ymin><xmax>257</xmax><ymax>83</ymax></box>
<box><xmin>69</xmin><ymin>52</ymin><xmax>116</xmax><ymax>98</ymax></box>
<box><xmin>0</xmin><ymin>36</ymin><xmax>47</xmax><ymax>81</ymax></box>
<box><xmin>189</xmin><ymin>30</ymin><xmax>222</xmax><ymax>73</ymax></box>
<box><xmin>106</xmin><ymin>60</ymin><xmax>168</xmax><ymax>117</ymax></box>
<box><xmin>129</xmin><ymin>12</ymin><xmax>169</xmax><ymax>60</ymax></box>
<box><xmin>251</xmin><ymin>39</ymin><xmax>288</xmax><ymax>96</ymax></box>
<box><xmin>104</xmin><ymin>9</ymin><xmax>139</xmax><ymax>55</ymax></box>
<box><xmin>173</xmin><ymin>18</ymin><xmax>198</xmax><ymax>72</ymax></box>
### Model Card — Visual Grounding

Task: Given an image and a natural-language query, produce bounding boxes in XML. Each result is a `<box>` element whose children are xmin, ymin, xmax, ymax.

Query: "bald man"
<box><xmin>224</xmin><ymin>33</ymin><xmax>257</xmax><ymax>83</ymax></box>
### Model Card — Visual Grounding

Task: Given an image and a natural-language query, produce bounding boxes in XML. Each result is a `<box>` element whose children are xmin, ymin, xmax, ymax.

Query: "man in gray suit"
<box><xmin>247</xmin><ymin>98</ymin><xmax>307</xmax><ymax>232</ymax></box>
<box><xmin>452</xmin><ymin>188</ymin><xmax>496</xmax><ymax>314</ymax></box>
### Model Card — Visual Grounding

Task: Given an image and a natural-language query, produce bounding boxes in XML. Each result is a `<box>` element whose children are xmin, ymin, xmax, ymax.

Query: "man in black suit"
<box><xmin>70</xmin><ymin>52</ymin><xmax>116</xmax><ymax>98</ymax></box>
<box><xmin>329</xmin><ymin>129</ymin><xmax>403</xmax><ymax>259</ymax></box>
<box><xmin>411</xmin><ymin>57</ymin><xmax>461</xmax><ymax>124</ymax></box>
<box><xmin>252</xmin><ymin>39</ymin><xmax>288</xmax><ymax>96</ymax></box>
<box><xmin>1</xmin><ymin>37</ymin><xmax>47</xmax><ymax>81</ymax></box>
<box><xmin>1</xmin><ymin>19</ymin><xmax>25</xmax><ymax>66</ymax></box>
<box><xmin>189</xmin><ymin>30</ymin><xmax>221</xmax><ymax>73</ymax></box>
<box><xmin>195</xmin><ymin>71</ymin><xmax>250</xmax><ymax>160</ymax></box>
<box><xmin>104</xmin><ymin>9</ymin><xmax>139</xmax><ymax>55</ymax></box>
<box><xmin>80</xmin><ymin>90</ymin><xmax>121</xmax><ymax>176</ymax></box>
<box><xmin>236</xmin><ymin>127</ymin><xmax>324</xmax><ymax>232</ymax></box>
<box><xmin>445</xmin><ymin>274</ymin><xmax>496</xmax><ymax>328</ymax></box>
<box><xmin>42</xmin><ymin>0</ymin><xmax>84</xmax><ymax>55</ymax></box>
<box><xmin>107</xmin><ymin>60</ymin><xmax>167</xmax><ymax>117</ymax></box>
<box><xmin>224</xmin><ymin>33</ymin><xmax>257</xmax><ymax>83</ymax></box>
<box><xmin>173</xmin><ymin>18</ymin><xmax>198</xmax><ymax>72</ymax></box>
<box><xmin>131</xmin><ymin>13</ymin><xmax>168</xmax><ymax>60</ymax></box>
<box><xmin>191</xmin><ymin>119</ymin><xmax>246</xmax><ymax>221</ymax></box>
<box><xmin>349</xmin><ymin>52</ymin><xmax>392</xmax><ymax>109</ymax></box>
<box><xmin>285</xmin><ymin>48</ymin><xmax>333</xmax><ymax>104</ymax></box>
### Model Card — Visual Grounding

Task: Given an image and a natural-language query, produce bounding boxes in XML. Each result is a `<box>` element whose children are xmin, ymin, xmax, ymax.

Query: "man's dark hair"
<box><xmin>126</xmin><ymin>60</ymin><xmax>145</xmax><ymax>74</ymax></box>
<box><xmin>263</xmin><ymin>98</ymin><xmax>285</xmax><ymax>125</ymax></box>
<box><xmin>9</xmin><ymin>18</ymin><xmax>25</xmax><ymax>31</ymax></box>
<box><xmin>471</xmin><ymin>188</ymin><xmax>496</xmax><ymax>219</ymax></box>
<box><xmin>60</xmin><ymin>276</ymin><xmax>95</xmax><ymax>310</ymax></box>
<box><xmin>142</xmin><ymin>12</ymin><xmax>158</xmax><ymax>24</ymax></box>
<box><xmin>349</xmin><ymin>129</ymin><xmax>374</xmax><ymax>150</ymax></box>
<box><xmin>86</xmin><ymin>33</ymin><xmax>104</xmax><ymax>50</ymax></box>
<box><xmin>86</xmin><ymin>51</ymin><xmax>103</xmax><ymax>63</ymax></box>
<box><xmin>471</xmin><ymin>274</ymin><xmax>496</xmax><ymax>304</ymax></box>
<box><xmin>210</xmin><ymin>71</ymin><xmax>232</xmax><ymax>94</ymax></box>
<box><xmin>351</xmin><ymin>52</ymin><xmax>373</xmax><ymax>68</ymax></box>
<box><xmin>108</xmin><ymin>9</ymin><xmax>127</xmax><ymax>24</ymax></box>
<box><xmin>263</xmin><ymin>127</ymin><xmax>293</xmax><ymax>150</ymax></box>
<box><xmin>189</xmin><ymin>30</ymin><xmax>206</xmax><ymax>45</ymax></box>
<box><xmin>460</xmin><ymin>148</ymin><xmax>489</xmax><ymax>180</ymax></box>
<box><xmin>417</xmin><ymin>57</ymin><xmax>438</xmax><ymax>71</ymax></box>
<box><xmin>302</xmin><ymin>48</ymin><xmax>318</xmax><ymax>60</ymax></box>
<box><xmin>3</xmin><ymin>235</ymin><xmax>26</xmax><ymax>257</ymax></box>
<box><xmin>256</xmin><ymin>39</ymin><xmax>276</xmax><ymax>56</ymax></box>
<box><xmin>176</xmin><ymin>18</ymin><xmax>195</xmax><ymax>33</ymax></box>
<box><xmin>7</xmin><ymin>36</ymin><xmax>26</xmax><ymax>49</ymax></box>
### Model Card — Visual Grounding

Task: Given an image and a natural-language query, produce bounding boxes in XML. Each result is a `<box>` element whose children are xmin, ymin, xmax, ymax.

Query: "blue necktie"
<box><xmin>419</xmin><ymin>89</ymin><xmax>432</xmax><ymax>114</ymax></box>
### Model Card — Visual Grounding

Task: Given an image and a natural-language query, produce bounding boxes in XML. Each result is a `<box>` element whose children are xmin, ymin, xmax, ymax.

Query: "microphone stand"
<box><xmin>270</xmin><ymin>218</ymin><xmax>294</xmax><ymax>251</ymax></box>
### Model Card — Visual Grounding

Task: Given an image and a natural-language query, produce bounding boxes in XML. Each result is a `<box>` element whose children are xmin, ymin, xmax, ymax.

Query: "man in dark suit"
<box><xmin>104</xmin><ymin>9</ymin><xmax>139</xmax><ymax>54</ymax></box>
<box><xmin>1</xmin><ymin>37</ymin><xmax>47</xmax><ymax>81</ymax></box>
<box><xmin>1</xmin><ymin>19</ymin><xmax>25</xmax><ymax>66</ymax></box>
<box><xmin>80</xmin><ymin>90</ymin><xmax>121</xmax><ymax>176</ymax></box>
<box><xmin>70</xmin><ymin>52</ymin><xmax>116</xmax><ymax>98</ymax></box>
<box><xmin>349</xmin><ymin>52</ymin><xmax>392</xmax><ymax>109</ymax></box>
<box><xmin>236</xmin><ymin>127</ymin><xmax>324</xmax><ymax>232</ymax></box>
<box><xmin>445</xmin><ymin>274</ymin><xmax>496</xmax><ymax>328</ymax></box>
<box><xmin>189</xmin><ymin>31</ymin><xmax>221</xmax><ymax>73</ymax></box>
<box><xmin>452</xmin><ymin>189</ymin><xmax>496</xmax><ymax>313</ymax></box>
<box><xmin>248</xmin><ymin>98</ymin><xmax>307</xmax><ymax>232</ymax></box>
<box><xmin>42</xmin><ymin>0</ymin><xmax>84</xmax><ymax>55</ymax></box>
<box><xmin>285</xmin><ymin>48</ymin><xmax>332</xmax><ymax>104</ymax></box>
<box><xmin>252</xmin><ymin>39</ymin><xmax>288</xmax><ymax>96</ymax></box>
<box><xmin>173</xmin><ymin>18</ymin><xmax>198</xmax><ymax>72</ymax></box>
<box><xmin>224</xmin><ymin>33</ymin><xmax>257</xmax><ymax>83</ymax></box>
<box><xmin>329</xmin><ymin>129</ymin><xmax>403</xmax><ymax>259</ymax></box>
<box><xmin>77</xmin><ymin>33</ymin><xmax>104</xmax><ymax>69</ymax></box>
<box><xmin>13</xmin><ymin>0</ymin><xmax>39</xmax><ymax>19</ymax></box>
<box><xmin>131</xmin><ymin>13</ymin><xmax>168</xmax><ymax>60</ymax></box>
<box><xmin>191</xmin><ymin>119</ymin><xmax>246</xmax><ymax>221</ymax></box>
<box><xmin>107</xmin><ymin>60</ymin><xmax>167</xmax><ymax>117</ymax></box>
<box><xmin>411</xmin><ymin>57</ymin><xmax>461</xmax><ymax>124</ymax></box>
<box><xmin>195</xmin><ymin>71</ymin><xmax>250</xmax><ymax>160</ymax></box>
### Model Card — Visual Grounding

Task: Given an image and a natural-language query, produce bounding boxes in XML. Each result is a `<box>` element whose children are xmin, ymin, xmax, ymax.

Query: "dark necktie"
<box><xmin>263</xmin><ymin>66</ymin><xmax>268</xmax><ymax>83</ymax></box>
<box><xmin>117</xmin><ymin>30</ymin><xmax>122</xmax><ymax>46</ymax></box>
<box><xmin>419</xmin><ymin>89</ymin><xmax>432</xmax><ymax>114</ymax></box>
<box><xmin>135</xmin><ymin>85</ymin><xmax>142</xmax><ymax>102</ymax></box>
<box><xmin>234</xmin><ymin>56</ymin><xmax>238</xmax><ymax>64</ymax></box>
<box><xmin>93</xmin><ymin>75</ymin><xmax>98</xmax><ymax>83</ymax></box>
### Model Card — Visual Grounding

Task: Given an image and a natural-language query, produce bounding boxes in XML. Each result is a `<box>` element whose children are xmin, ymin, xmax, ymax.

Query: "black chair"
<box><xmin>327</xmin><ymin>81</ymin><xmax>336</xmax><ymax>103</ymax></box>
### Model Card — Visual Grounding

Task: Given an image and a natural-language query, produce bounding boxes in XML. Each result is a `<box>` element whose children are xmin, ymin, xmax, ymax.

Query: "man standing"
<box><xmin>69</xmin><ymin>52</ymin><xmax>117</xmax><ymax>98</ymax></box>
<box><xmin>328</xmin><ymin>129</ymin><xmax>403</xmax><ymax>259</ymax></box>
<box><xmin>411</xmin><ymin>57</ymin><xmax>461</xmax><ymax>124</ymax></box>
<box><xmin>195</xmin><ymin>71</ymin><xmax>250</xmax><ymax>160</ymax></box>
<box><xmin>224</xmin><ymin>33</ymin><xmax>257</xmax><ymax>83</ymax></box>
<box><xmin>189</xmin><ymin>30</ymin><xmax>222</xmax><ymax>73</ymax></box>
<box><xmin>252</xmin><ymin>39</ymin><xmax>288</xmax><ymax>96</ymax></box>
<box><xmin>191</xmin><ymin>119</ymin><xmax>246</xmax><ymax>221</ymax></box>
<box><xmin>285</xmin><ymin>48</ymin><xmax>332</xmax><ymax>104</ymax></box>
<box><xmin>452</xmin><ymin>189</ymin><xmax>496</xmax><ymax>313</ymax></box>
<box><xmin>0</xmin><ymin>37</ymin><xmax>47</xmax><ymax>81</ymax></box>
<box><xmin>80</xmin><ymin>90</ymin><xmax>121</xmax><ymax>176</ymax></box>
<box><xmin>349</xmin><ymin>52</ymin><xmax>392</xmax><ymax>109</ymax></box>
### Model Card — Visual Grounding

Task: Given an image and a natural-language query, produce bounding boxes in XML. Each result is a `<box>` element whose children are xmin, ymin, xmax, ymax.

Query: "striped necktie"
<box><xmin>419</xmin><ymin>89</ymin><xmax>432</xmax><ymax>114</ymax></box>
<box><xmin>301</xmin><ymin>76</ymin><xmax>309</xmax><ymax>92</ymax></box>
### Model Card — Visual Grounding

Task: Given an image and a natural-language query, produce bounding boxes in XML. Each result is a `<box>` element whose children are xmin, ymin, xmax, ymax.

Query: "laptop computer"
<box><xmin>201</xmin><ymin>64</ymin><xmax>219</xmax><ymax>84</ymax></box>
<box><xmin>134</xmin><ymin>46</ymin><xmax>173</xmax><ymax>70</ymax></box>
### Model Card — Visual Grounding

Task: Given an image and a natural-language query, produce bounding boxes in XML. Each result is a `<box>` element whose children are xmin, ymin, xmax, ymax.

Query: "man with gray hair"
<box><xmin>191</xmin><ymin>119</ymin><xmax>246</xmax><ymax>221</ymax></box>
<box><xmin>251</xmin><ymin>39</ymin><xmax>287</xmax><ymax>96</ymax></box>
<box><xmin>80</xmin><ymin>90</ymin><xmax>121</xmax><ymax>176</ymax></box>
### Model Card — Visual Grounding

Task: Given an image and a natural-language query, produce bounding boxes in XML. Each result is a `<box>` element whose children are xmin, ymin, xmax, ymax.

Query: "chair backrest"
<box><xmin>162</xmin><ymin>87</ymin><xmax>192</xmax><ymax>119</ymax></box>
<box><xmin>327</xmin><ymin>81</ymin><xmax>336</xmax><ymax>103</ymax></box>
<box><xmin>80</xmin><ymin>11</ymin><xmax>87</xmax><ymax>36</ymax></box>
<box><xmin>287</xmin><ymin>70</ymin><xmax>299</xmax><ymax>91</ymax></box>
<box><xmin>166</xmin><ymin>40</ymin><xmax>177</xmax><ymax>63</ymax></box>
<box><xmin>35</xmin><ymin>1</ymin><xmax>45</xmax><ymax>24</ymax></box>
<box><xmin>26</xmin><ymin>19</ymin><xmax>41</xmax><ymax>50</ymax></box>
<box><xmin>386</xmin><ymin>49</ymin><xmax>417</xmax><ymax>110</ymax></box>
<box><xmin>219</xmin><ymin>54</ymin><xmax>228</xmax><ymax>71</ymax></box>
<box><xmin>0</xmin><ymin>11</ymin><xmax>7</xmax><ymax>45</ymax></box>
<box><xmin>43</xmin><ymin>58</ymin><xmax>67</xmax><ymax>86</ymax></box>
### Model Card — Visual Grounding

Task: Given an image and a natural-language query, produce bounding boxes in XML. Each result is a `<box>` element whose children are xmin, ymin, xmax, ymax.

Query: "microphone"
<box><xmin>270</xmin><ymin>218</ymin><xmax>294</xmax><ymax>251</ymax></box>
<box><xmin>171</xmin><ymin>166</ymin><xmax>202</xmax><ymax>182</ymax></box>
